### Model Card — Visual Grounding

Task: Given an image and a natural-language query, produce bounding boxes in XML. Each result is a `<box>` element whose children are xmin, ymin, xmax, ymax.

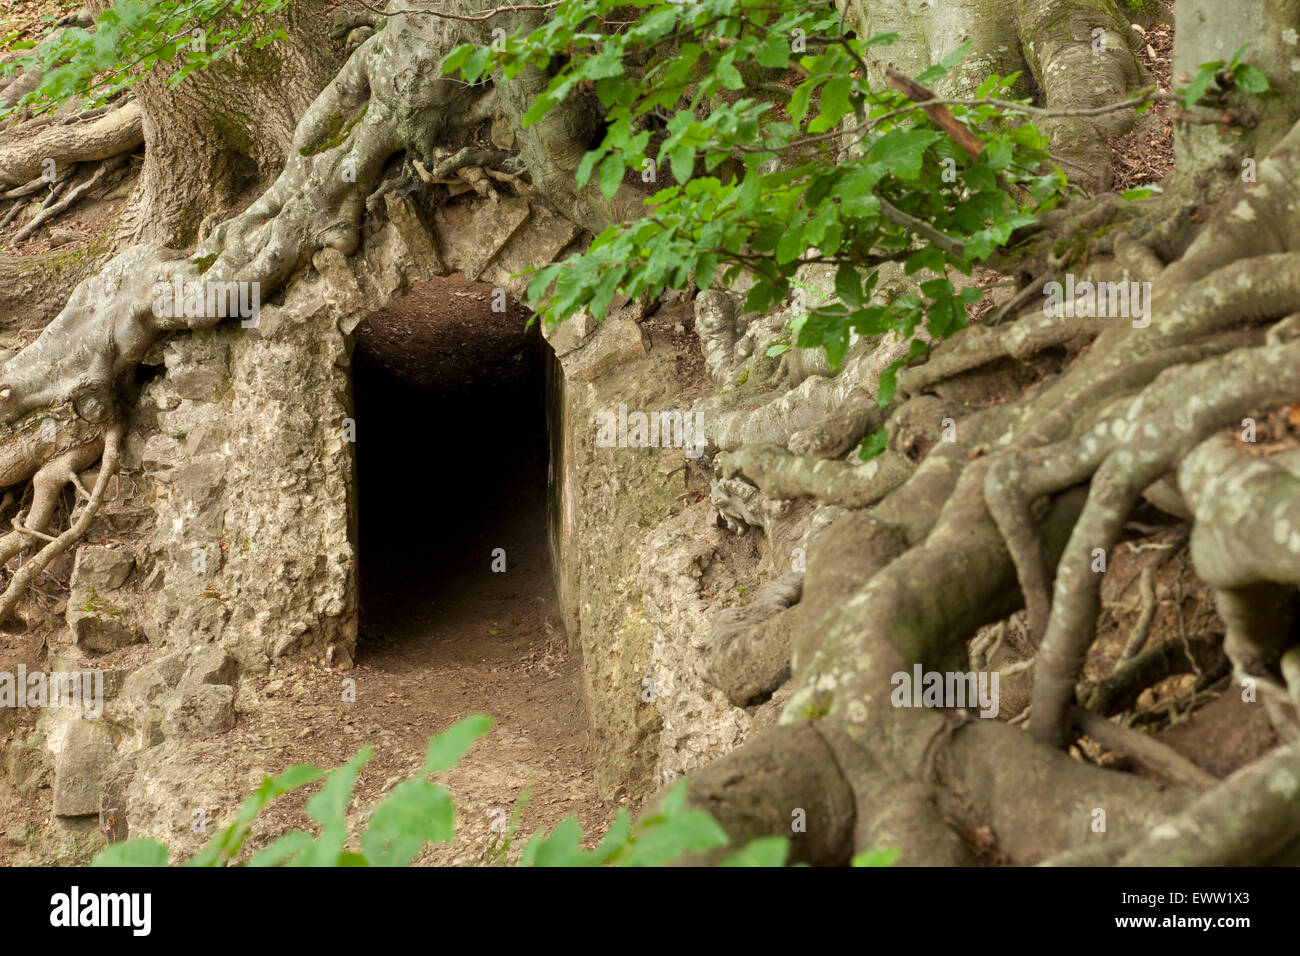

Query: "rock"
<box><xmin>46</xmin><ymin>227</ymin><xmax>80</xmax><ymax>248</ymax></box>
<box><xmin>639</xmin><ymin>501</ymin><xmax>754</xmax><ymax>786</ymax></box>
<box><xmin>70</xmin><ymin>546</ymin><xmax>134</xmax><ymax>591</ymax></box>
<box><xmin>111</xmin><ymin>652</ymin><xmax>188</xmax><ymax>742</ymax></box>
<box><xmin>123</xmin><ymin>740</ymin><xmax>238</xmax><ymax>861</ymax></box>
<box><xmin>53</xmin><ymin>720</ymin><xmax>116</xmax><ymax>817</ymax></box>
<box><xmin>383</xmin><ymin>194</ymin><xmax>444</xmax><ymax>281</ymax></box>
<box><xmin>162</xmin><ymin>684</ymin><xmax>236</xmax><ymax>739</ymax></box>
<box><xmin>565</xmin><ymin>316</ymin><xmax>650</xmax><ymax>383</ymax></box>
<box><xmin>432</xmin><ymin>197</ymin><xmax>531</xmax><ymax>281</ymax></box>
<box><xmin>69</xmin><ymin>604</ymin><xmax>143</xmax><ymax>653</ymax></box>
<box><xmin>99</xmin><ymin>755</ymin><xmax>138</xmax><ymax>844</ymax></box>
<box><xmin>179</xmin><ymin>646</ymin><xmax>238</xmax><ymax>692</ymax></box>
<box><xmin>479</xmin><ymin>204</ymin><xmax>581</xmax><ymax>295</ymax></box>
<box><xmin>153</xmin><ymin>650</ymin><xmax>192</xmax><ymax>687</ymax></box>
<box><xmin>3</xmin><ymin>730</ymin><xmax>52</xmax><ymax>796</ymax></box>
<box><xmin>67</xmin><ymin>547</ymin><xmax>142</xmax><ymax>652</ymax></box>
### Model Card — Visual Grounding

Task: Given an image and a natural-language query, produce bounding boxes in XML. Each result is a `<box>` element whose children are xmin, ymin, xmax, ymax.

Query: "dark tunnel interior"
<box><xmin>350</xmin><ymin>274</ymin><xmax>552</xmax><ymax>653</ymax></box>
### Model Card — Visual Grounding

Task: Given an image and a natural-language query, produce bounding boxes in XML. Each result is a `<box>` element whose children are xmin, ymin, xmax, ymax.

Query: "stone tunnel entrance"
<box><xmin>347</xmin><ymin>273</ymin><xmax>602</xmax><ymax>861</ymax></box>
<box><xmin>352</xmin><ymin>272</ymin><xmax>550</xmax><ymax>642</ymax></box>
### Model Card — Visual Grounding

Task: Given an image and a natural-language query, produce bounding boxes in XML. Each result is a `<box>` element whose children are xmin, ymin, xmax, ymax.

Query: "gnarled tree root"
<box><xmin>0</xmin><ymin>421</ymin><xmax>121</xmax><ymax>626</ymax></box>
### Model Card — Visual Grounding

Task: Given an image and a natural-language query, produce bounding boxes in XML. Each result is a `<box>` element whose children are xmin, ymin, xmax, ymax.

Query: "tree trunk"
<box><xmin>98</xmin><ymin>0</ymin><xmax>342</xmax><ymax>246</ymax></box>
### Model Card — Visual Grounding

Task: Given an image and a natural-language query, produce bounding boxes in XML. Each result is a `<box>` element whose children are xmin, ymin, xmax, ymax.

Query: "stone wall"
<box><xmin>5</xmin><ymin>190</ymin><xmax>844</xmax><ymax>859</ymax></box>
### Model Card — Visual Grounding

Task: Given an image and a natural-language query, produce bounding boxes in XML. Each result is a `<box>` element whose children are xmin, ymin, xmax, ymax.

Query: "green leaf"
<box><xmin>917</xmin><ymin>38</ymin><xmax>972</xmax><ymax>84</ymax></box>
<box><xmin>920</xmin><ymin>278</ymin><xmax>955</xmax><ymax>299</ymax></box>
<box><xmin>835</xmin><ymin>264</ymin><xmax>862</xmax><ymax>307</ymax></box>
<box><xmin>694</xmin><ymin>252</ymin><xmax>718</xmax><ymax>291</ymax></box>
<box><xmin>981</xmin><ymin>135</ymin><xmax>1013</xmax><ymax>171</ymax></box>
<box><xmin>582</xmin><ymin>47</ymin><xmax>624</xmax><ymax>81</ymax></box>
<box><xmin>775</xmin><ymin>225</ymin><xmax>806</xmax><ymax>265</ymax></box>
<box><xmin>185</xmin><ymin>763</ymin><xmax>325</xmax><ymax>866</ymax></box>
<box><xmin>246</xmin><ymin>831</ymin><xmax>316</xmax><ymax>867</ymax></box>
<box><xmin>1234</xmin><ymin>63</ymin><xmax>1269</xmax><ymax>94</ymax></box>
<box><xmin>857</xmin><ymin>427</ymin><xmax>888</xmax><ymax>461</ymax></box>
<box><xmin>715</xmin><ymin>52</ymin><xmax>744</xmax><ymax>90</ymax></box>
<box><xmin>524</xmin><ymin>817</ymin><xmax>595</xmax><ymax>867</ymax></box>
<box><xmin>876</xmin><ymin>355</ymin><xmax>910</xmax><ymax>406</ymax></box>
<box><xmin>307</xmin><ymin>746</ymin><xmax>372</xmax><ymax>826</ymax></box>
<box><xmin>620</xmin><ymin>810</ymin><xmax>729</xmax><ymax>866</ymax></box>
<box><xmin>788</xmin><ymin>76</ymin><xmax>819</xmax><ymax>123</ymax></box>
<box><xmin>591</xmin><ymin>809</ymin><xmax>633</xmax><ymax>863</ymax></box>
<box><xmin>808</xmin><ymin>74</ymin><xmax>851</xmax><ymax>133</ymax></box>
<box><xmin>360</xmin><ymin>780</ymin><xmax>456</xmax><ymax>866</ymax></box>
<box><xmin>1183</xmin><ymin>67</ymin><xmax>1216</xmax><ymax>109</ymax></box>
<box><xmin>905</xmin><ymin>246</ymin><xmax>947</xmax><ymax>276</ymax></box>
<box><xmin>669</xmin><ymin>147</ymin><xmax>695</xmax><ymax>185</ymax></box>
<box><xmin>720</xmin><ymin>837</ymin><xmax>790</xmax><ymax>867</ymax></box>
<box><xmin>1121</xmin><ymin>185</ymin><xmax>1163</xmax><ymax>201</ymax></box>
<box><xmin>630</xmin><ymin>6</ymin><xmax>677</xmax><ymax>43</ymax></box>
<box><xmin>756</xmin><ymin>33</ymin><xmax>791</xmax><ymax>69</ymax></box>
<box><xmin>526</xmin><ymin>262</ymin><xmax>564</xmax><ymax>305</ymax></box>
<box><xmin>439</xmin><ymin>43</ymin><xmax>474</xmax><ymax>74</ymax></box>
<box><xmin>868</xmin><ymin>129</ymin><xmax>942</xmax><ymax>180</ymax></box>
<box><xmin>92</xmin><ymin>838</ymin><xmax>169</xmax><ymax>867</ymax></box>
<box><xmin>851</xmin><ymin>846</ymin><xmax>902</xmax><ymax>866</ymax></box>
<box><xmin>462</xmin><ymin>46</ymin><xmax>492</xmax><ymax>83</ymax></box>
<box><xmin>522</xmin><ymin>91</ymin><xmax>559</xmax><ymax>128</ymax></box>
<box><xmin>575</xmin><ymin>147</ymin><xmax>603</xmax><ymax>188</ymax></box>
<box><xmin>744</xmin><ymin>283</ymin><xmax>774</xmax><ymax>314</ymax></box>
<box><xmin>862</xmin><ymin>31</ymin><xmax>900</xmax><ymax>49</ymax></box>
<box><xmin>598</xmin><ymin>153</ymin><xmax>626</xmax><ymax>196</ymax></box>
<box><xmin>421</xmin><ymin>714</ymin><xmax>494</xmax><ymax>774</ymax></box>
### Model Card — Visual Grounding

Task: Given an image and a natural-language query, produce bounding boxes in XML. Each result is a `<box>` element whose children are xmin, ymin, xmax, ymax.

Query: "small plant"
<box><xmin>79</xmin><ymin>587</ymin><xmax>101</xmax><ymax>615</ymax></box>
<box><xmin>91</xmin><ymin>715</ymin><xmax>893</xmax><ymax>867</ymax></box>
<box><xmin>1179</xmin><ymin>44</ymin><xmax>1270</xmax><ymax>111</ymax></box>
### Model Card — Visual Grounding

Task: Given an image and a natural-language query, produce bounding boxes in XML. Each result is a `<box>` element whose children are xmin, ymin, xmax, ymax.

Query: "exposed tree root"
<box><xmin>1069</xmin><ymin>705</ymin><xmax>1218</xmax><ymax>790</ymax></box>
<box><xmin>0</xmin><ymin>421</ymin><xmax>121</xmax><ymax>627</ymax></box>
<box><xmin>0</xmin><ymin>102</ymin><xmax>142</xmax><ymax>187</ymax></box>
<box><xmin>703</xmin><ymin>572</ymin><xmax>802</xmax><ymax>706</ymax></box>
<box><xmin>719</xmin><ymin>442</ymin><xmax>914</xmax><ymax>509</ymax></box>
<box><xmin>1115</xmin><ymin>742</ymin><xmax>1300</xmax><ymax>865</ymax></box>
<box><xmin>11</xmin><ymin>153</ymin><xmax>126</xmax><ymax>244</ymax></box>
<box><xmin>787</xmin><ymin>387</ymin><xmax>885</xmax><ymax>459</ymax></box>
<box><xmin>673</xmin><ymin>117</ymin><xmax>1300</xmax><ymax>864</ymax></box>
<box><xmin>1084</xmin><ymin>636</ymin><xmax>1227</xmax><ymax>716</ymax></box>
<box><xmin>896</xmin><ymin>299</ymin><xmax>1106</xmax><ymax>399</ymax></box>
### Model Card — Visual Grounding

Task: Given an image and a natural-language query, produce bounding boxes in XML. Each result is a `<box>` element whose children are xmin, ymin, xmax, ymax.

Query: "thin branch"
<box><xmin>877</xmin><ymin>195</ymin><xmax>965</xmax><ymax>258</ymax></box>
